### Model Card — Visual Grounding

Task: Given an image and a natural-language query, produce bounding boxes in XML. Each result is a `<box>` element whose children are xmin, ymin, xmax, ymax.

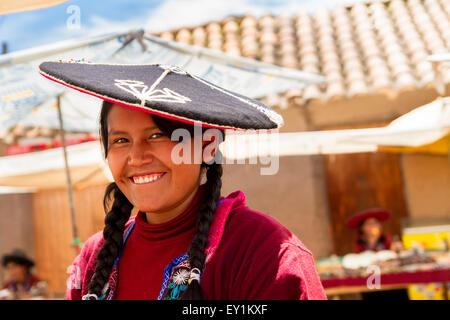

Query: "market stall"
<box><xmin>317</xmin><ymin>221</ymin><xmax>450</xmax><ymax>300</ymax></box>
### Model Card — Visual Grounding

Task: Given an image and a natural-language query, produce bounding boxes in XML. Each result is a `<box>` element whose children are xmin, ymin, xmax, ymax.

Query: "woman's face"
<box><xmin>5</xmin><ymin>262</ymin><xmax>27</xmax><ymax>283</ymax></box>
<box><xmin>361</xmin><ymin>217</ymin><xmax>382</xmax><ymax>238</ymax></box>
<box><xmin>106</xmin><ymin>105</ymin><xmax>203</xmax><ymax>223</ymax></box>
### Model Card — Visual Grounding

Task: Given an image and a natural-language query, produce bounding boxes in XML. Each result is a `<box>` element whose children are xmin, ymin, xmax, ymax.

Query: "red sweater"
<box><xmin>114</xmin><ymin>186</ymin><xmax>203</xmax><ymax>299</ymax></box>
<box><xmin>66</xmin><ymin>187</ymin><xmax>326</xmax><ymax>300</ymax></box>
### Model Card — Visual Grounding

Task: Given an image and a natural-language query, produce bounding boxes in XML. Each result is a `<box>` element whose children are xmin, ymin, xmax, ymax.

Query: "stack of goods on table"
<box><xmin>316</xmin><ymin>249</ymin><xmax>450</xmax><ymax>279</ymax></box>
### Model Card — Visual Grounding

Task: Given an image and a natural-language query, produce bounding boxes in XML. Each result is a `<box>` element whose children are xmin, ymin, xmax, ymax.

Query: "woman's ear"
<box><xmin>202</xmin><ymin>129</ymin><xmax>222</xmax><ymax>164</ymax></box>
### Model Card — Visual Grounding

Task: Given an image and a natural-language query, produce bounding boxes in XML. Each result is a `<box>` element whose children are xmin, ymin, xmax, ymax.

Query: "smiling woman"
<box><xmin>38</xmin><ymin>61</ymin><xmax>326</xmax><ymax>300</ymax></box>
<box><xmin>87</xmin><ymin>101</ymin><xmax>223</xmax><ymax>299</ymax></box>
<box><xmin>104</xmin><ymin>104</ymin><xmax>204</xmax><ymax>224</ymax></box>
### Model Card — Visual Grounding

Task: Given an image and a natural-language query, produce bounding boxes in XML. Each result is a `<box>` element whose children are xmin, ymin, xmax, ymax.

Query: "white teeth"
<box><xmin>133</xmin><ymin>173</ymin><xmax>163</xmax><ymax>184</ymax></box>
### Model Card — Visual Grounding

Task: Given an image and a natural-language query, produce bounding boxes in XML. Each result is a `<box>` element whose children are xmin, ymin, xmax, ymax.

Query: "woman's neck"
<box><xmin>365</xmin><ymin>235</ymin><xmax>380</xmax><ymax>247</ymax></box>
<box><xmin>145</xmin><ymin>185</ymin><xmax>200</xmax><ymax>224</ymax></box>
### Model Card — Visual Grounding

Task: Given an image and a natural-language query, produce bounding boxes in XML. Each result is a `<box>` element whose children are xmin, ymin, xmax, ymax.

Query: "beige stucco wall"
<box><xmin>400</xmin><ymin>153</ymin><xmax>450</xmax><ymax>220</ymax></box>
<box><xmin>221</xmin><ymin>154</ymin><xmax>333</xmax><ymax>260</ymax></box>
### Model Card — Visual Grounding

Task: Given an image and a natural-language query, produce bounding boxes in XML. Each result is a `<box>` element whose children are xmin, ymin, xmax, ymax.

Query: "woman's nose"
<box><xmin>128</xmin><ymin>142</ymin><xmax>152</xmax><ymax>166</ymax></box>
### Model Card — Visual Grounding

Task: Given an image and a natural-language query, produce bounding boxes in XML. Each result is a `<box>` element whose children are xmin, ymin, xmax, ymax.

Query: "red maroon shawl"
<box><xmin>66</xmin><ymin>188</ymin><xmax>326</xmax><ymax>300</ymax></box>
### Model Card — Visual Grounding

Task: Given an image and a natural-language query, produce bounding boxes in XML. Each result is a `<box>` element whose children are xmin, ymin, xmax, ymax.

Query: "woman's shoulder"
<box><xmin>80</xmin><ymin>216</ymin><xmax>136</xmax><ymax>260</ymax></box>
<box><xmin>76</xmin><ymin>230</ymin><xmax>104</xmax><ymax>270</ymax></box>
<box><xmin>227</xmin><ymin>204</ymin><xmax>284</xmax><ymax>231</ymax></box>
<box><xmin>224</xmin><ymin>202</ymin><xmax>312</xmax><ymax>255</ymax></box>
<box><xmin>209</xmin><ymin>199</ymin><xmax>326</xmax><ymax>299</ymax></box>
<box><xmin>221</xmin><ymin>190</ymin><xmax>291</xmax><ymax>234</ymax></box>
<box><xmin>82</xmin><ymin>230</ymin><xmax>103</xmax><ymax>251</ymax></box>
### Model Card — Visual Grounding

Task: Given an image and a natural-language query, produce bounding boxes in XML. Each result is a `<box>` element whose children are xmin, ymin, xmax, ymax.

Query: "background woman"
<box><xmin>347</xmin><ymin>208</ymin><xmax>393</xmax><ymax>253</ymax></box>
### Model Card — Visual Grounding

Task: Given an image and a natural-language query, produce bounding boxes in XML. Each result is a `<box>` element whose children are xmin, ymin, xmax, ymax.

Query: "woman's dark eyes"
<box><xmin>113</xmin><ymin>137</ymin><xmax>128</xmax><ymax>144</ymax></box>
<box><xmin>112</xmin><ymin>133</ymin><xmax>165</xmax><ymax>144</ymax></box>
<box><xmin>150</xmin><ymin>132</ymin><xmax>165</xmax><ymax>139</ymax></box>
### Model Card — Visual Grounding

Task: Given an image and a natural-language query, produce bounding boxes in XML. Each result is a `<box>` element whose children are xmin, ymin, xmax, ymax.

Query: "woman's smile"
<box><xmin>106</xmin><ymin>104</ymin><xmax>202</xmax><ymax>223</ymax></box>
<box><xmin>129</xmin><ymin>172</ymin><xmax>166</xmax><ymax>185</ymax></box>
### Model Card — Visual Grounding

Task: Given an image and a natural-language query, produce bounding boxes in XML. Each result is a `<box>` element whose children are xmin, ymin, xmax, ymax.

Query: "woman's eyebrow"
<box><xmin>108</xmin><ymin>126</ymin><xmax>159</xmax><ymax>135</ymax></box>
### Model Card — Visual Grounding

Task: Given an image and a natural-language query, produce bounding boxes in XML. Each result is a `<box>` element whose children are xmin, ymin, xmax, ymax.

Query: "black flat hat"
<box><xmin>2</xmin><ymin>249</ymin><xmax>35</xmax><ymax>268</ymax></box>
<box><xmin>38</xmin><ymin>62</ymin><xmax>284</xmax><ymax>131</ymax></box>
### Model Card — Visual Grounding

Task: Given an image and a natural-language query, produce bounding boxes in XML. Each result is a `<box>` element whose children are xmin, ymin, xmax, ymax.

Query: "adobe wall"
<box><xmin>400</xmin><ymin>153</ymin><xmax>450</xmax><ymax>220</ymax></box>
<box><xmin>221</xmin><ymin>155</ymin><xmax>333</xmax><ymax>259</ymax></box>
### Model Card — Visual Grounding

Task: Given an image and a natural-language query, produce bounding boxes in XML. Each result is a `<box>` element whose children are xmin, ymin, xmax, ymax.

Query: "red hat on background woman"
<box><xmin>347</xmin><ymin>209</ymin><xmax>392</xmax><ymax>253</ymax></box>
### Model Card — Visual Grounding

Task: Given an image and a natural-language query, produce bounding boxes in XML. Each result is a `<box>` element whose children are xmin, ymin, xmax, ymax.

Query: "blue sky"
<box><xmin>0</xmin><ymin>0</ymin><xmax>367</xmax><ymax>53</ymax></box>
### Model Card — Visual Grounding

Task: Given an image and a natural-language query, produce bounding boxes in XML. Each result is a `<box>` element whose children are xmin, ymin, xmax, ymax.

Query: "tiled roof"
<box><xmin>153</xmin><ymin>0</ymin><xmax>450</xmax><ymax>106</ymax></box>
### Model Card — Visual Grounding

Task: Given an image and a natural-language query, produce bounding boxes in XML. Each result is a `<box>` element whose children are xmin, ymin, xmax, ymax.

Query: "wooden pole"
<box><xmin>56</xmin><ymin>94</ymin><xmax>80</xmax><ymax>253</ymax></box>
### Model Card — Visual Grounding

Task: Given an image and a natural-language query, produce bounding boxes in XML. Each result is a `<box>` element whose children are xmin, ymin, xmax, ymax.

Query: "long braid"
<box><xmin>180</xmin><ymin>162</ymin><xmax>223</xmax><ymax>300</ymax></box>
<box><xmin>87</xmin><ymin>183</ymin><xmax>133</xmax><ymax>298</ymax></box>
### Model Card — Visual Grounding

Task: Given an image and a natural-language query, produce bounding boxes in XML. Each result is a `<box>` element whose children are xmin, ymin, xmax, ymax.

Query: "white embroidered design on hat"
<box><xmin>114</xmin><ymin>65</ymin><xmax>191</xmax><ymax>106</ymax></box>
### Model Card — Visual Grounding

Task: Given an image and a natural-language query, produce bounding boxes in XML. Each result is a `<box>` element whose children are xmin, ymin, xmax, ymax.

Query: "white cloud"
<box><xmin>87</xmin><ymin>13</ymin><xmax>148</xmax><ymax>34</ymax></box>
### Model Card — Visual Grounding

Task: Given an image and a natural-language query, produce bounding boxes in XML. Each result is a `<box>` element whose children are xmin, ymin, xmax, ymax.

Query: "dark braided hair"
<box><xmin>181</xmin><ymin>161</ymin><xmax>222</xmax><ymax>299</ymax></box>
<box><xmin>87</xmin><ymin>101</ymin><xmax>224</xmax><ymax>299</ymax></box>
<box><xmin>87</xmin><ymin>182</ymin><xmax>133</xmax><ymax>297</ymax></box>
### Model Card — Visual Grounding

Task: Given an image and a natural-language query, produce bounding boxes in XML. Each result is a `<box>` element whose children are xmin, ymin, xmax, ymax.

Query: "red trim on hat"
<box><xmin>346</xmin><ymin>209</ymin><xmax>391</xmax><ymax>229</ymax></box>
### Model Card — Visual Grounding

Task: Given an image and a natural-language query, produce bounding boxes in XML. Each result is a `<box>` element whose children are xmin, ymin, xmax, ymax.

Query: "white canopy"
<box><xmin>0</xmin><ymin>141</ymin><xmax>112</xmax><ymax>190</ymax></box>
<box><xmin>225</xmin><ymin>96</ymin><xmax>450</xmax><ymax>158</ymax></box>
